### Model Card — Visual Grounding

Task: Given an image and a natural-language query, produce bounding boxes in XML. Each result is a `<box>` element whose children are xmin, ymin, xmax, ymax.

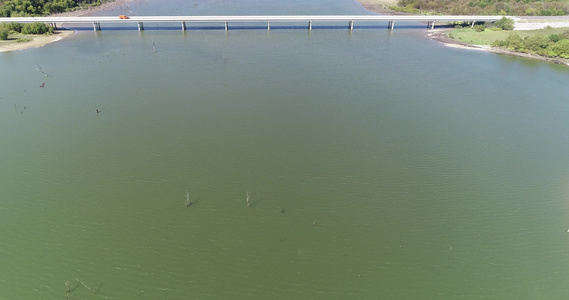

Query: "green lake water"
<box><xmin>2</xmin><ymin>0</ymin><xmax>569</xmax><ymax>299</ymax></box>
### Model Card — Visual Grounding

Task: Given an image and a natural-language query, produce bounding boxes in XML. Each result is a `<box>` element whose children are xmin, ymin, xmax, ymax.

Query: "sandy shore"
<box><xmin>0</xmin><ymin>0</ymin><xmax>135</xmax><ymax>52</ymax></box>
<box><xmin>0</xmin><ymin>30</ymin><xmax>75</xmax><ymax>52</ymax></box>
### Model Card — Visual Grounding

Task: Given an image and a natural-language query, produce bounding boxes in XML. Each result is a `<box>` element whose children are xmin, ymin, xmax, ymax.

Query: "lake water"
<box><xmin>2</xmin><ymin>0</ymin><xmax>569</xmax><ymax>299</ymax></box>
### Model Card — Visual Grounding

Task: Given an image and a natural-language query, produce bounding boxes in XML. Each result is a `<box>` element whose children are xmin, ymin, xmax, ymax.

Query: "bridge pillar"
<box><xmin>182</xmin><ymin>21</ymin><xmax>186</xmax><ymax>31</ymax></box>
<box><xmin>349</xmin><ymin>20</ymin><xmax>353</xmax><ymax>30</ymax></box>
<box><xmin>308</xmin><ymin>21</ymin><xmax>312</xmax><ymax>31</ymax></box>
<box><xmin>93</xmin><ymin>22</ymin><xmax>101</xmax><ymax>32</ymax></box>
<box><xmin>138</xmin><ymin>22</ymin><xmax>144</xmax><ymax>31</ymax></box>
<box><xmin>431</xmin><ymin>21</ymin><xmax>435</xmax><ymax>30</ymax></box>
<box><xmin>388</xmin><ymin>21</ymin><xmax>394</xmax><ymax>30</ymax></box>
<box><xmin>471</xmin><ymin>21</ymin><xmax>475</xmax><ymax>28</ymax></box>
<box><xmin>268</xmin><ymin>21</ymin><xmax>270</xmax><ymax>31</ymax></box>
<box><xmin>225</xmin><ymin>21</ymin><xmax>228</xmax><ymax>31</ymax></box>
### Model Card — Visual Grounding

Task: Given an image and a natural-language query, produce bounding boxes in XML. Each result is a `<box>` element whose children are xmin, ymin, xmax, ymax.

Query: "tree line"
<box><xmin>492</xmin><ymin>30</ymin><xmax>569</xmax><ymax>58</ymax></box>
<box><xmin>392</xmin><ymin>0</ymin><xmax>569</xmax><ymax>16</ymax></box>
<box><xmin>0</xmin><ymin>0</ymin><xmax>109</xmax><ymax>17</ymax></box>
<box><xmin>0</xmin><ymin>21</ymin><xmax>53</xmax><ymax>39</ymax></box>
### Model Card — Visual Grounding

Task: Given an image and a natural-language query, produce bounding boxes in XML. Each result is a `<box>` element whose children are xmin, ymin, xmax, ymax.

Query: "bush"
<box><xmin>561</xmin><ymin>30</ymin><xmax>569</xmax><ymax>40</ymax></box>
<box><xmin>474</xmin><ymin>24</ymin><xmax>486</xmax><ymax>32</ymax></box>
<box><xmin>523</xmin><ymin>35</ymin><xmax>551</xmax><ymax>53</ymax></box>
<box><xmin>21</xmin><ymin>22</ymin><xmax>53</xmax><ymax>35</ymax></box>
<box><xmin>547</xmin><ymin>39</ymin><xmax>569</xmax><ymax>58</ymax></box>
<box><xmin>549</xmin><ymin>34</ymin><xmax>561</xmax><ymax>43</ymax></box>
<box><xmin>6</xmin><ymin>22</ymin><xmax>22</xmax><ymax>33</ymax></box>
<box><xmin>493</xmin><ymin>32</ymin><xmax>524</xmax><ymax>50</ymax></box>
<box><xmin>493</xmin><ymin>17</ymin><xmax>515</xmax><ymax>30</ymax></box>
<box><xmin>0</xmin><ymin>27</ymin><xmax>9</xmax><ymax>40</ymax></box>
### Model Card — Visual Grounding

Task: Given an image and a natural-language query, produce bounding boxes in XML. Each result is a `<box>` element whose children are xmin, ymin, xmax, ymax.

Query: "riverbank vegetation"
<box><xmin>449</xmin><ymin>25</ymin><xmax>569</xmax><ymax>59</ymax></box>
<box><xmin>0</xmin><ymin>0</ymin><xmax>110</xmax><ymax>17</ymax></box>
<box><xmin>390</xmin><ymin>0</ymin><xmax>569</xmax><ymax>16</ymax></box>
<box><xmin>0</xmin><ymin>21</ymin><xmax>53</xmax><ymax>40</ymax></box>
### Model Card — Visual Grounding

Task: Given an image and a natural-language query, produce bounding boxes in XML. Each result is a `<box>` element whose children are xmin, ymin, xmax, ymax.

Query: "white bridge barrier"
<box><xmin>0</xmin><ymin>15</ymin><xmax>506</xmax><ymax>32</ymax></box>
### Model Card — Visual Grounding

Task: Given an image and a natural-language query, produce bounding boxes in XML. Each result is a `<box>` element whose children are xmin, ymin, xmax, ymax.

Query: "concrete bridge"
<box><xmin>0</xmin><ymin>15</ymin><xmax>507</xmax><ymax>32</ymax></box>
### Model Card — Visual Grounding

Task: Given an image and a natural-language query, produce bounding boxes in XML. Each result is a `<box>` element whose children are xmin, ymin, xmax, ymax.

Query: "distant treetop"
<box><xmin>0</xmin><ymin>0</ymin><xmax>110</xmax><ymax>17</ymax></box>
<box><xmin>392</xmin><ymin>0</ymin><xmax>569</xmax><ymax>16</ymax></box>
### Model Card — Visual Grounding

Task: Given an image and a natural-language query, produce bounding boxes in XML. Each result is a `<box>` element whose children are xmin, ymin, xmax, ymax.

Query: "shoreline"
<box><xmin>427</xmin><ymin>28</ymin><xmax>569</xmax><ymax>66</ymax></box>
<box><xmin>2</xmin><ymin>0</ymin><xmax>569</xmax><ymax>65</ymax></box>
<box><xmin>0</xmin><ymin>30</ymin><xmax>74</xmax><ymax>52</ymax></box>
<box><xmin>357</xmin><ymin>1</ymin><xmax>569</xmax><ymax>66</ymax></box>
<box><xmin>0</xmin><ymin>0</ymin><xmax>135</xmax><ymax>52</ymax></box>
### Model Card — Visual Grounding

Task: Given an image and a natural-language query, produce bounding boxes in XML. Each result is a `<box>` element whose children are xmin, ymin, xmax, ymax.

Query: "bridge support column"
<box><xmin>308</xmin><ymin>21</ymin><xmax>312</xmax><ymax>31</ymax></box>
<box><xmin>431</xmin><ymin>21</ymin><xmax>435</xmax><ymax>30</ymax></box>
<box><xmin>388</xmin><ymin>21</ymin><xmax>394</xmax><ymax>30</ymax></box>
<box><xmin>349</xmin><ymin>20</ymin><xmax>354</xmax><ymax>30</ymax></box>
<box><xmin>471</xmin><ymin>21</ymin><xmax>475</xmax><ymax>28</ymax></box>
<box><xmin>182</xmin><ymin>21</ymin><xmax>186</xmax><ymax>31</ymax></box>
<box><xmin>267</xmin><ymin>21</ymin><xmax>270</xmax><ymax>31</ymax></box>
<box><xmin>225</xmin><ymin>21</ymin><xmax>228</xmax><ymax>31</ymax></box>
<box><xmin>138</xmin><ymin>22</ymin><xmax>144</xmax><ymax>31</ymax></box>
<box><xmin>93</xmin><ymin>22</ymin><xmax>101</xmax><ymax>32</ymax></box>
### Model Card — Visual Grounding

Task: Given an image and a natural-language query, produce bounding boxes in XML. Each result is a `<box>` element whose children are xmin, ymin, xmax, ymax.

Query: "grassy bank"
<box><xmin>450</xmin><ymin>26</ymin><xmax>569</xmax><ymax>45</ymax></box>
<box><xmin>443</xmin><ymin>25</ymin><xmax>569</xmax><ymax>63</ymax></box>
<box><xmin>0</xmin><ymin>32</ymin><xmax>33</xmax><ymax>44</ymax></box>
<box><xmin>0</xmin><ymin>30</ymin><xmax>73</xmax><ymax>52</ymax></box>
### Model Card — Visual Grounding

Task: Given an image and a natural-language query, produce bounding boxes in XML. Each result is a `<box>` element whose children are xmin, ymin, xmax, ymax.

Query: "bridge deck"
<box><xmin>0</xmin><ymin>15</ymin><xmax>506</xmax><ymax>24</ymax></box>
<box><xmin>0</xmin><ymin>15</ymin><xmax>508</xmax><ymax>32</ymax></box>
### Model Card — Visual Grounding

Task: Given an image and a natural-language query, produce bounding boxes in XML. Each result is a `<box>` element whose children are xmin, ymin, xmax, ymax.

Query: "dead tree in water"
<box><xmin>65</xmin><ymin>281</ymin><xmax>72</xmax><ymax>300</ymax></box>
<box><xmin>35</xmin><ymin>64</ymin><xmax>51</xmax><ymax>77</ymax></box>
<box><xmin>74</xmin><ymin>279</ymin><xmax>113</xmax><ymax>299</ymax></box>
<box><xmin>75</xmin><ymin>279</ymin><xmax>94</xmax><ymax>292</ymax></box>
<box><xmin>185</xmin><ymin>190</ymin><xmax>192</xmax><ymax>207</ymax></box>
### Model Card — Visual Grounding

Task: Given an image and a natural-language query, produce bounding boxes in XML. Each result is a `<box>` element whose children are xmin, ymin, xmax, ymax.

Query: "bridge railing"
<box><xmin>0</xmin><ymin>15</ymin><xmax>507</xmax><ymax>32</ymax></box>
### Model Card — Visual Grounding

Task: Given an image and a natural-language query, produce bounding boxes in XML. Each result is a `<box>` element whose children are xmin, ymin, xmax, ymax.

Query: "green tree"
<box><xmin>493</xmin><ymin>17</ymin><xmax>514</xmax><ymax>31</ymax></box>
<box><xmin>547</xmin><ymin>39</ymin><xmax>569</xmax><ymax>58</ymax></box>
<box><xmin>6</xmin><ymin>21</ymin><xmax>22</xmax><ymax>32</ymax></box>
<box><xmin>474</xmin><ymin>24</ymin><xmax>486</xmax><ymax>32</ymax></box>
<box><xmin>395</xmin><ymin>0</ymin><xmax>569</xmax><ymax>16</ymax></box>
<box><xmin>549</xmin><ymin>34</ymin><xmax>561</xmax><ymax>43</ymax></box>
<box><xmin>0</xmin><ymin>25</ymin><xmax>9</xmax><ymax>40</ymax></box>
<box><xmin>20</xmin><ymin>22</ymin><xmax>53</xmax><ymax>34</ymax></box>
<box><xmin>523</xmin><ymin>35</ymin><xmax>551</xmax><ymax>53</ymax></box>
